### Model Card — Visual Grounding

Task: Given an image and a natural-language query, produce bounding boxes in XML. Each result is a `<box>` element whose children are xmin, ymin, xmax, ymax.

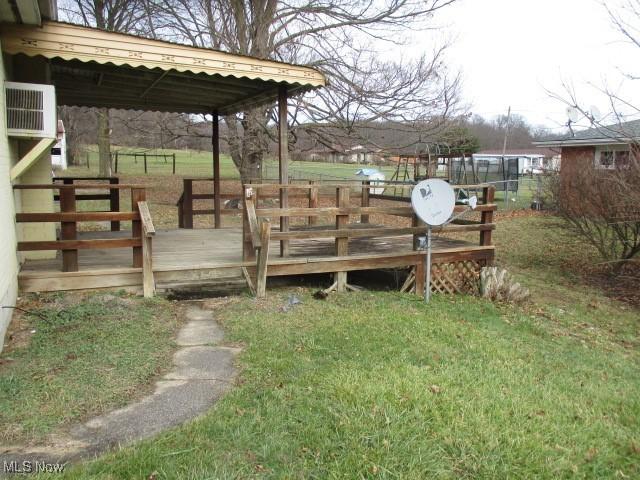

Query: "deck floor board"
<box><xmin>20</xmin><ymin>227</ymin><xmax>473</xmax><ymax>274</ymax></box>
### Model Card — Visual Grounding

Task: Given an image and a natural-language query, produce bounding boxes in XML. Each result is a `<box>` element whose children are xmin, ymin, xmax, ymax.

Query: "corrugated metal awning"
<box><xmin>0</xmin><ymin>21</ymin><xmax>326</xmax><ymax>114</ymax></box>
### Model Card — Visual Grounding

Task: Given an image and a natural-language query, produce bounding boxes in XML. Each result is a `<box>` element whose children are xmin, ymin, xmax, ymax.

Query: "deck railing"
<box><xmin>242</xmin><ymin>182</ymin><xmax>497</xmax><ymax>297</ymax></box>
<box><xmin>14</xmin><ymin>183</ymin><xmax>149</xmax><ymax>274</ymax></box>
<box><xmin>53</xmin><ymin>177</ymin><xmax>121</xmax><ymax>231</ymax></box>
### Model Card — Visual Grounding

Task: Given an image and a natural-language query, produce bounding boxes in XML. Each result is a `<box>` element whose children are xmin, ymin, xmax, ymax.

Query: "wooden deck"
<box><xmin>18</xmin><ymin>227</ymin><xmax>488</xmax><ymax>293</ymax></box>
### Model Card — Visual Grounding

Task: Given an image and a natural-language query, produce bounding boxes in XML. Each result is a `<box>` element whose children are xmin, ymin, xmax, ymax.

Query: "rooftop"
<box><xmin>534</xmin><ymin>119</ymin><xmax>640</xmax><ymax>147</ymax></box>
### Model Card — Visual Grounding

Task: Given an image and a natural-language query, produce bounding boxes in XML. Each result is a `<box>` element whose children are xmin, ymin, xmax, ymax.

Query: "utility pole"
<box><xmin>501</xmin><ymin>106</ymin><xmax>511</xmax><ymax>206</ymax></box>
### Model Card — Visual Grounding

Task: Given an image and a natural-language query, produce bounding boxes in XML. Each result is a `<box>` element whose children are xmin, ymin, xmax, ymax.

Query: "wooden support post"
<box><xmin>114</xmin><ymin>152</ymin><xmax>118</xmax><ymax>173</ymax></box>
<box><xmin>415</xmin><ymin>255</ymin><xmax>425</xmax><ymax>296</ymax></box>
<box><xmin>361</xmin><ymin>180</ymin><xmax>370</xmax><ymax>224</ymax></box>
<box><xmin>242</xmin><ymin>187</ymin><xmax>256</xmax><ymax>261</ymax></box>
<box><xmin>480</xmin><ymin>186</ymin><xmax>495</xmax><ymax>248</ymax></box>
<box><xmin>256</xmin><ymin>221</ymin><xmax>271</xmax><ymax>298</ymax></box>
<box><xmin>143</xmin><ymin>153</ymin><xmax>148</xmax><ymax>174</ymax></box>
<box><xmin>131</xmin><ymin>188</ymin><xmax>145</xmax><ymax>268</ymax></box>
<box><xmin>139</xmin><ymin>201</ymin><xmax>156</xmax><ymax>298</ymax></box>
<box><xmin>183</xmin><ymin>179</ymin><xmax>193</xmax><ymax>229</ymax></box>
<box><xmin>212</xmin><ymin>111</ymin><xmax>221</xmax><ymax>229</ymax></box>
<box><xmin>308</xmin><ymin>180</ymin><xmax>318</xmax><ymax>225</ymax></box>
<box><xmin>412</xmin><ymin>214</ymin><xmax>425</xmax><ymax>250</ymax></box>
<box><xmin>172</xmin><ymin>153</ymin><xmax>176</xmax><ymax>175</ymax></box>
<box><xmin>278</xmin><ymin>85</ymin><xmax>289</xmax><ymax>257</ymax></box>
<box><xmin>109</xmin><ymin>177</ymin><xmax>120</xmax><ymax>231</ymax></box>
<box><xmin>59</xmin><ymin>187</ymin><xmax>78</xmax><ymax>272</ymax></box>
<box><xmin>335</xmin><ymin>186</ymin><xmax>350</xmax><ymax>292</ymax></box>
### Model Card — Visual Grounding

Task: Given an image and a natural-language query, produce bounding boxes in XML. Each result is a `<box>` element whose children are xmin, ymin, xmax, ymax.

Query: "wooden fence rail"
<box><xmin>53</xmin><ymin>177</ymin><xmax>121</xmax><ymax>231</ymax></box>
<box><xmin>242</xmin><ymin>183</ymin><xmax>497</xmax><ymax>297</ymax></box>
<box><xmin>14</xmin><ymin>184</ymin><xmax>148</xmax><ymax>273</ymax></box>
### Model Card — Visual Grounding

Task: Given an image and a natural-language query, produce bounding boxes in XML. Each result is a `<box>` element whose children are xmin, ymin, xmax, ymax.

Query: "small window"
<box><xmin>51</xmin><ymin>147</ymin><xmax>62</xmax><ymax>155</ymax></box>
<box><xmin>597</xmin><ymin>151</ymin><xmax>615</xmax><ymax>169</ymax></box>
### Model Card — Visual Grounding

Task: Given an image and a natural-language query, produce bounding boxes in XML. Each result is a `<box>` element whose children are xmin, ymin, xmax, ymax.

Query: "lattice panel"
<box><xmin>430</xmin><ymin>260</ymin><xmax>481</xmax><ymax>295</ymax></box>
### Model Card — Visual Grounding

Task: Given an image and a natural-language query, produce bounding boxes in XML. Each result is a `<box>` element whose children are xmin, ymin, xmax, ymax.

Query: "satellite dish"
<box><xmin>411</xmin><ymin>179</ymin><xmax>455</xmax><ymax>226</ymax></box>
<box><xmin>566</xmin><ymin>106</ymin><xmax>580</xmax><ymax>123</ymax></box>
<box><xmin>589</xmin><ymin>105</ymin><xmax>602</xmax><ymax>121</ymax></box>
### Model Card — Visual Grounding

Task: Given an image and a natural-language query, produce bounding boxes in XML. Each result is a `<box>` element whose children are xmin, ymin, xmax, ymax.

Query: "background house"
<box><xmin>533</xmin><ymin>119</ymin><xmax>640</xmax><ymax>182</ymax></box>
<box><xmin>472</xmin><ymin>148</ymin><xmax>560</xmax><ymax>175</ymax></box>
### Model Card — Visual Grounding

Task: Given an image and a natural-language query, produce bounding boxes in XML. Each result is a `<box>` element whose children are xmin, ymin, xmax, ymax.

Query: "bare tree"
<box><xmin>58</xmin><ymin>0</ymin><xmax>160</xmax><ymax>176</ymax></box>
<box><xmin>151</xmin><ymin>0</ymin><xmax>461</xmax><ymax>181</ymax></box>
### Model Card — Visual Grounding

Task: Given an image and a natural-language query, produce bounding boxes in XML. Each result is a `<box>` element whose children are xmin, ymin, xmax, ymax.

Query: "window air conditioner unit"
<box><xmin>5</xmin><ymin>82</ymin><xmax>56</xmax><ymax>138</ymax></box>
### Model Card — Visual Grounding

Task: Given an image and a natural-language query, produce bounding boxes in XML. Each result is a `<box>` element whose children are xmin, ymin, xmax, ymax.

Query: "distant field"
<box><xmin>64</xmin><ymin>147</ymin><xmax>539</xmax><ymax>211</ymax></box>
<box><xmin>68</xmin><ymin>147</ymin><xmax>398</xmax><ymax>181</ymax></box>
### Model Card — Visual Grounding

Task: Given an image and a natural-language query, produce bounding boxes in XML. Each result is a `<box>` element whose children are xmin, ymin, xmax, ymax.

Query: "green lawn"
<box><xmin>69</xmin><ymin>146</ymin><xmax>398</xmax><ymax>181</ymax></box>
<box><xmin>0</xmin><ymin>293</ymin><xmax>181</xmax><ymax>445</ymax></box>
<box><xmin>47</xmin><ymin>215</ymin><xmax>639</xmax><ymax>479</ymax></box>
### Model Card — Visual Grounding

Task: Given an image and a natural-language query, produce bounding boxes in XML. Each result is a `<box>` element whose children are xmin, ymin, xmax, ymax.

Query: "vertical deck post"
<box><xmin>131</xmin><ymin>188</ymin><xmax>145</xmax><ymax>268</ymax></box>
<box><xmin>480</xmin><ymin>186</ymin><xmax>495</xmax><ymax>249</ymax></box>
<box><xmin>109</xmin><ymin>177</ymin><xmax>120</xmax><ymax>231</ymax></box>
<box><xmin>308</xmin><ymin>180</ymin><xmax>318</xmax><ymax>226</ymax></box>
<box><xmin>242</xmin><ymin>186</ymin><xmax>256</xmax><ymax>261</ymax></box>
<box><xmin>143</xmin><ymin>153</ymin><xmax>148</xmax><ymax>174</ymax></box>
<box><xmin>142</xmin><ymin>230</ymin><xmax>154</xmax><ymax>298</ymax></box>
<box><xmin>415</xmin><ymin>254</ymin><xmax>425</xmax><ymax>297</ymax></box>
<box><xmin>335</xmin><ymin>186</ymin><xmax>350</xmax><ymax>292</ymax></box>
<box><xmin>172</xmin><ymin>153</ymin><xmax>176</xmax><ymax>174</ymax></box>
<box><xmin>212</xmin><ymin>111</ymin><xmax>222</xmax><ymax>229</ymax></box>
<box><xmin>361</xmin><ymin>180</ymin><xmax>370</xmax><ymax>224</ymax></box>
<box><xmin>59</xmin><ymin>186</ymin><xmax>78</xmax><ymax>272</ymax></box>
<box><xmin>278</xmin><ymin>85</ymin><xmax>289</xmax><ymax>257</ymax></box>
<box><xmin>183</xmin><ymin>179</ymin><xmax>193</xmax><ymax>229</ymax></box>
<box><xmin>114</xmin><ymin>152</ymin><xmax>118</xmax><ymax>173</ymax></box>
<box><xmin>256</xmin><ymin>221</ymin><xmax>271</xmax><ymax>298</ymax></box>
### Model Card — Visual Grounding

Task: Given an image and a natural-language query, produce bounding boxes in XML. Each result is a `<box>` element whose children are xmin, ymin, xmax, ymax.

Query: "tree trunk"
<box><xmin>97</xmin><ymin>107</ymin><xmax>112</xmax><ymax>177</ymax></box>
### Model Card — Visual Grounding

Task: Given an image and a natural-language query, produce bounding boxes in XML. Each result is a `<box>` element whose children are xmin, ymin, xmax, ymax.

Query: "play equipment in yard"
<box><xmin>412</xmin><ymin>178</ymin><xmax>478</xmax><ymax>303</ymax></box>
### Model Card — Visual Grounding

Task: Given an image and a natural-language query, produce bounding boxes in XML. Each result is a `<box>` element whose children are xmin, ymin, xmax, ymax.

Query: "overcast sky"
<box><xmin>420</xmin><ymin>0</ymin><xmax>638</xmax><ymax>132</ymax></box>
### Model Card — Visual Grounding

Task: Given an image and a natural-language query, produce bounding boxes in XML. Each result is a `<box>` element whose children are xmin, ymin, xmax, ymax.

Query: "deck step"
<box><xmin>156</xmin><ymin>277</ymin><xmax>247</xmax><ymax>299</ymax></box>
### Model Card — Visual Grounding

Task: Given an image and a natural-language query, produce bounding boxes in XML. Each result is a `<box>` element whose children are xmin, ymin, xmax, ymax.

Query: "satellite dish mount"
<box><xmin>411</xmin><ymin>179</ymin><xmax>478</xmax><ymax>303</ymax></box>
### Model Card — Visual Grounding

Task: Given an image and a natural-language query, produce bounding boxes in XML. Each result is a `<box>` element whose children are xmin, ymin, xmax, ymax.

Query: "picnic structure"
<box><xmin>3</xmin><ymin>21</ymin><xmax>497</xmax><ymax>299</ymax></box>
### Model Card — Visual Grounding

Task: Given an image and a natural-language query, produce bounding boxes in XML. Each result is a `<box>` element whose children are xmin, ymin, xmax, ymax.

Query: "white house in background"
<box><xmin>51</xmin><ymin>120</ymin><xmax>67</xmax><ymax>170</ymax></box>
<box><xmin>472</xmin><ymin>149</ymin><xmax>560</xmax><ymax>174</ymax></box>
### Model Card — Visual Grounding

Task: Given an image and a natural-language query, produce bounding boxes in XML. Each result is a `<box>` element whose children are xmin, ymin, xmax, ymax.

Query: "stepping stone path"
<box><xmin>0</xmin><ymin>301</ymin><xmax>239</xmax><ymax>471</ymax></box>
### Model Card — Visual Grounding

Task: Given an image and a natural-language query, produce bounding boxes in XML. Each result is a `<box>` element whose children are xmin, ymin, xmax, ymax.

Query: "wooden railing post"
<box><xmin>59</xmin><ymin>186</ymin><xmax>78</xmax><ymax>272</ymax></box>
<box><xmin>143</xmin><ymin>153</ymin><xmax>148</xmax><ymax>174</ymax></box>
<box><xmin>183</xmin><ymin>179</ymin><xmax>193</xmax><ymax>229</ymax></box>
<box><xmin>109</xmin><ymin>177</ymin><xmax>120</xmax><ymax>231</ymax></box>
<box><xmin>361</xmin><ymin>180</ymin><xmax>370</xmax><ymax>224</ymax></box>
<box><xmin>131</xmin><ymin>188</ymin><xmax>146</xmax><ymax>268</ymax></box>
<box><xmin>242</xmin><ymin>187</ymin><xmax>256</xmax><ymax>261</ymax></box>
<box><xmin>308</xmin><ymin>180</ymin><xmax>318</xmax><ymax>225</ymax></box>
<box><xmin>177</xmin><ymin>193</ymin><xmax>184</xmax><ymax>228</ymax></box>
<box><xmin>480</xmin><ymin>186</ymin><xmax>495</xmax><ymax>248</ymax></box>
<box><xmin>256</xmin><ymin>220</ymin><xmax>271</xmax><ymax>298</ymax></box>
<box><xmin>335</xmin><ymin>186</ymin><xmax>350</xmax><ymax>292</ymax></box>
<box><xmin>138</xmin><ymin>201</ymin><xmax>156</xmax><ymax>298</ymax></box>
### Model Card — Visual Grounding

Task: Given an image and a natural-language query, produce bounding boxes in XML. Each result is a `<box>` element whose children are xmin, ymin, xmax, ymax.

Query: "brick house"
<box><xmin>533</xmin><ymin>119</ymin><xmax>640</xmax><ymax>183</ymax></box>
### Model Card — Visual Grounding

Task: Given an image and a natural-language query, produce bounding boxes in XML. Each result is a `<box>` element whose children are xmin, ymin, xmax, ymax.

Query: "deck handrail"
<box><xmin>242</xmin><ymin>183</ymin><xmax>496</xmax><ymax>297</ymax></box>
<box><xmin>52</xmin><ymin>177</ymin><xmax>121</xmax><ymax>231</ymax></box>
<box><xmin>14</xmin><ymin>184</ymin><xmax>148</xmax><ymax>274</ymax></box>
<box><xmin>138</xmin><ymin>201</ymin><xmax>156</xmax><ymax>297</ymax></box>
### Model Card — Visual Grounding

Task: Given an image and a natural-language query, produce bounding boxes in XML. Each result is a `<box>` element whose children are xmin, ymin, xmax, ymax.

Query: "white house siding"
<box><xmin>0</xmin><ymin>43</ymin><xmax>20</xmax><ymax>352</ymax></box>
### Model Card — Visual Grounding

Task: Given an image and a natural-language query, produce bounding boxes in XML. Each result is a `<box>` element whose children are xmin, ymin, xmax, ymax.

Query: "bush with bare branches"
<box><xmin>547</xmin><ymin>145</ymin><xmax>640</xmax><ymax>274</ymax></box>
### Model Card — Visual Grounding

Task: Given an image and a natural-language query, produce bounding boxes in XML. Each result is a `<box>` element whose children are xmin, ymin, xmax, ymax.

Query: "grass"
<box><xmin>69</xmin><ymin>146</ymin><xmax>398</xmax><ymax>181</ymax></box>
<box><xmin>45</xmin><ymin>214</ymin><xmax>639</xmax><ymax>479</ymax></box>
<box><xmin>0</xmin><ymin>292</ymin><xmax>181</xmax><ymax>445</ymax></box>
